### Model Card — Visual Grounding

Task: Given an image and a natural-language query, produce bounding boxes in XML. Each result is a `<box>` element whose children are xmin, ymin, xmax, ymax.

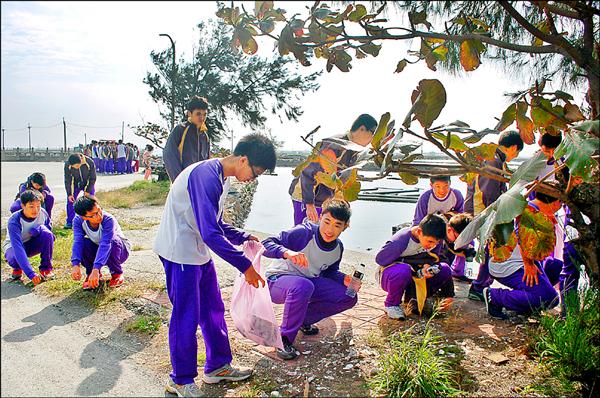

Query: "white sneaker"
<box><xmin>202</xmin><ymin>363</ymin><xmax>253</xmax><ymax>384</ymax></box>
<box><xmin>165</xmin><ymin>380</ymin><xmax>203</xmax><ymax>397</ymax></box>
<box><xmin>385</xmin><ymin>305</ymin><xmax>406</xmax><ymax>320</ymax></box>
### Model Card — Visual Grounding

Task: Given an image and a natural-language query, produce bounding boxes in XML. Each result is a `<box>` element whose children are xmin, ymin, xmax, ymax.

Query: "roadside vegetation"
<box><xmin>95</xmin><ymin>180</ymin><xmax>170</xmax><ymax>208</ymax></box>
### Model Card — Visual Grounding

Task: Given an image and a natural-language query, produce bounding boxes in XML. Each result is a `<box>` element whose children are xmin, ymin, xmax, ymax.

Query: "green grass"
<box><xmin>95</xmin><ymin>180</ymin><xmax>170</xmax><ymax>208</ymax></box>
<box><xmin>239</xmin><ymin>374</ymin><xmax>278</xmax><ymax>398</ymax></box>
<box><xmin>528</xmin><ymin>288</ymin><xmax>600</xmax><ymax>395</ymax></box>
<box><xmin>120</xmin><ymin>220</ymin><xmax>159</xmax><ymax>231</ymax></box>
<box><xmin>125</xmin><ymin>314</ymin><xmax>163</xmax><ymax>336</ymax></box>
<box><xmin>369</xmin><ymin>315</ymin><xmax>462</xmax><ymax>398</ymax></box>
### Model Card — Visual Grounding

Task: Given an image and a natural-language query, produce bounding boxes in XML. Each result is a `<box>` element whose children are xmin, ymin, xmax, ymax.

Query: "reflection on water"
<box><xmin>245</xmin><ymin>167</ymin><xmax>468</xmax><ymax>253</ymax></box>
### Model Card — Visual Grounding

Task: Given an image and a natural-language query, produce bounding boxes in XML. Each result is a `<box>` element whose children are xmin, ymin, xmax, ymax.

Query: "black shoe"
<box><xmin>468</xmin><ymin>285</ymin><xmax>485</xmax><ymax>302</ymax></box>
<box><xmin>453</xmin><ymin>274</ymin><xmax>471</xmax><ymax>283</ymax></box>
<box><xmin>276</xmin><ymin>336</ymin><xmax>299</xmax><ymax>360</ymax></box>
<box><xmin>299</xmin><ymin>324</ymin><xmax>319</xmax><ymax>335</ymax></box>
<box><xmin>483</xmin><ymin>288</ymin><xmax>508</xmax><ymax>320</ymax></box>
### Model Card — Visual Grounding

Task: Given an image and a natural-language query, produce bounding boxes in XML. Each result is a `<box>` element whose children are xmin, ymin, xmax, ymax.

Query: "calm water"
<box><xmin>245</xmin><ymin>167</ymin><xmax>468</xmax><ymax>253</ymax></box>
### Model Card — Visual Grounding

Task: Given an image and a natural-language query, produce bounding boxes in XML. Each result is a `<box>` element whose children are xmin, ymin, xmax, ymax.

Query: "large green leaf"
<box><xmin>494</xmin><ymin>180</ymin><xmax>528</xmax><ymax>224</ymax></box>
<box><xmin>518</xmin><ymin>206</ymin><xmax>556</xmax><ymax>261</ymax></box>
<box><xmin>342</xmin><ymin>169</ymin><xmax>361</xmax><ymax>201</ymax></box>
<box><xmin>509</xmin><ymin>150</ymin><xmax>547</xmax><ymax>187</ymax></box>
<box><xmin>398</xmin><ymin>172</ymin><xmax>419</xmax><ymax>185</ymax></box>
<box><xmin>454</xmin><ymin>204</ymin><xmax>496</xmax><ymax>249</ymax></box>
<box><xmin>530</xmin><ymin>97</ymin><xmax>555</xmax><ymax>129</ymax></box>
<box><xmin>315</xmin><ymin>171</ymin><xmax>337</xmax><ymax>190</ymax></box>
<box><xmin>468</xmin><ymin>143</ymin><xmax>498</xmax><ymax>161</ymax></box>
<box><xmin>495</xmin><ymin>103</ymin><xmax>516</xmax><ymax>131</ymax></box>
<box><xmin>403</xmin><ymin>79</ymin><xmax>447</xmax><ymax>129</ymax></box>
<box><xmin>555</xmin><ymin>123</ymin><xmax>600</xmax><ymax>181</ymax></box>
<box><xmin>371</xmin><ymin>112</ymin><xmax>391</xmax><ymax>150</ymax></box>
<box><xmin>431</xmin><ymin>132</ymin><xmax>469</xmax><ymax>152</ymax></box>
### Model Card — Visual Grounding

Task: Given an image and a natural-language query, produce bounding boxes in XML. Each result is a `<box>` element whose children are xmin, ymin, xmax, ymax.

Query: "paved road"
<box><xmin>1</xmin><ymin>281</ymin><xmax>166</xmax><ymax>397</ymax></box>
<box><xmin>1</xmin><ymin>161</ymin><xmax>145</xmax><ymax>227</ymax></box>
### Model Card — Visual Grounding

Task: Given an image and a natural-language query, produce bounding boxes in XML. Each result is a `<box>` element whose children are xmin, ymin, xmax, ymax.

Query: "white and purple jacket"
<box><xmin>153</xmin><ymin>159</ymin><xmax>252</xmax><ymax>272</ymax></box>
<box><xmin>412</xmin><ymin>188</ymin><xmax>464</xmax><ymax>225</ymax></box>
<box><xmin>376</xmin><ymin>227</ymin><xmax>444</xmax><ymax>268</ymax></box>
<box><xmin>262</xmin><ymin>222</ymin><xmax>346</xmax><ymax>284</ymax></box>
<box><xmin>2</xmin><ymin>209</ymin><xmax>51</xmax><ymax>278</ymax></box>
<box><xmin>71</xmin><ymin>211</ymin><xmax>130</xmax><ymax>269</ymax></box>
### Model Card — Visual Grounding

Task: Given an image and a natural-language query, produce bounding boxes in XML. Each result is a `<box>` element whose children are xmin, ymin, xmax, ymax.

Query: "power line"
<box><xmin>69</xmin><ymin>122</ymin><xmax>123</xmax><ymax>129</ymax></box>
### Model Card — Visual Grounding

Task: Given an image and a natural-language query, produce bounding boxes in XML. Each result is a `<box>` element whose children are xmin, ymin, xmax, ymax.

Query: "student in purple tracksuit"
<box><xmin>153</xmin><ymin>133</ymin><xmax>276</xmax><ymax>397</ymax></box>
<box><xmin>375</xmin><ymin>214</ymin><xmax>453</xmax><ymax>320</ymax></box>
<box><xmin>10</xmin><ymin>172</ymin><xmax>55</xmax><ymax>219</ymax></box>
<box><xmin>441</xmin><ymin>213</ymin><xmax>476</xmax><ymax>281</ymax></box>
<box><xmin>483</xmin><ymin>192</ymin><xmax>562</xmax><ymax>319</ymax></box>
<box><xmin>262</xmin><ymin>200</ymin><xmax>358</xmax><ymax>360</ymax></box>
<box><xmin>64</xmin><ymin>153</ymin><xmax>97</xmax><ymax>229</ymax></box>
<box><xmin>162</xmin><ymin>96</ymin><xmax>211</xmax><ymax>182</ymax></box>
<box><xmin>70</xmin><ymin>196</ymin><xmax>130</xmax><ymax>290</ymax></box>
<box><xmin>412</xmin><ymin>175</ymin><xmax>464</xmax><ymax>226</ymax></box>
<box><xmin>91</xmin><ymin>140</ymin><xmax>100</xmax><ymax>172</ymax></box>
<box><xmin>116</xmin><ymin>140</ymin><xmax>127</xmax><ymax>174</ymax></box>
<box><xmin>289</xmin><ymin>114</ymin><xmax>378</xmax><ymax>225</ymax></box>
<box><xmin>464</xmin><ymin>130</ymin><xmax>524</xmax><ymax>302</ymax></box>
<box><xmin>3</xmin><ymin>190</ymin><xmax>55</xmax><ymax>285</ymax></box>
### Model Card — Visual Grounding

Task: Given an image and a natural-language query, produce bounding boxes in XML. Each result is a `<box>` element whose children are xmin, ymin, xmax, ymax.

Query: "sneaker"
<box><xmin>468</xmin><ymin>286</ymin><xmax>485</xmax><ymax>302</ymax></box>
<box><xmin>10</xmin><ymin>269</ymin><xmax>23</xmax><ymax>281</ymax></box>
<box><xmin>202</xmin><ymin>363</ymin><xmax>253</xmax><ymax>384</ymax></box>
<box><xmin>40</xmin><ymin>270</ymin><xmax>55</xmax><ymax>280</ymax></box>
<box><xmin>299</xmin><ymin>324</ymin><xmax>319</xmax><ymax>335</ymax></box>
<box><xmin>108</xmin><ymin>273</ymin><xmax>124</xmax><ymax>288</ymax></box>
<box><xmin>453</xmin><ymin>274</ymin><xmax>471</xmax><ymax>282</ymax></box>
<box><xmin>165</xmin><ymin>379</ymin><xmax>203</xmax><ymax>397</ymax></box>
<box><xmin>276</xmin><ymin>336</ymin><xmax>299</xmax><ymax>361</ymax></box>
<box><xmin>483</xmin><ymin>287</ymin><xmax>508</xmax><ymax>320</ymax></box>
<box><xmin>64</xmin><ymin>223</ymin><xmax>73</xmax><ymax>229</ymax></box>
<box><xmin>385</xmin><ymin>305</ymin><xmax>406</xmax><ymax>320</ymax></box>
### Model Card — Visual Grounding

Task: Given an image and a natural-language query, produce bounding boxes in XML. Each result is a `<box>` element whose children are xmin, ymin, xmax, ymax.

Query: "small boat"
<box><xmin>357</xmin><ymin>187</ymin><xmax>421</xmax><ymax>203</ymax></box>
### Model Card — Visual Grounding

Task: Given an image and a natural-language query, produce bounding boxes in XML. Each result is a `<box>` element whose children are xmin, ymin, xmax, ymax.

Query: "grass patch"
<box><xmin>95</xmin><ymin>180</ymin><xmax>170</xmax><ymax>208</ymax></box>
<box><xmin>131</xmin><ymin>245</ymin><xmax>147</xmax><ymax>251</ymax></box>
<box><xmin>120</xmin><ymin>220</ymin><xmax>159</xmax><ymax>231</ymax></box>
<box><xmin>369</xmin><ymin>315</ymin><xmax>462</xmax><ymax>398</ymax></box>
<box><xmin>528</xmin><ymin>288</ymin><xmax>600</xmax><ymax>395</ymax></box>
<box><xmin>125</xmin><ymin>314</ymin><xmax>163</xmax><ymax>336</ymax></box>
<box><xmin>197</xmin><ymin>351</ymin><xmax>206</xmax><ymax>365</ymax></box>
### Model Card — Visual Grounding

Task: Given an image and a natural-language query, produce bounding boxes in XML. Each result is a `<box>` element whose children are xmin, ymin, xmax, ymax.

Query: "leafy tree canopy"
<box><xmin>138</xmin><ymin>19</ymin><xmax>321</xmax><ymax>145</ymax></box>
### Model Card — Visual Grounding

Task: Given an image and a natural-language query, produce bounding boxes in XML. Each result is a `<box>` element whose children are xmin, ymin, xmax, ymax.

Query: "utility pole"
<box><xmin>84</xmin><ymin>132</ymin><xmax>87</xmax><ymax>146</ymax></box>
<box><xmin>2</xmin><ymin>128</ymin><xmax>5</xmax><ymax>151</ymax></box>
<box><xmin>28</xmin><ymin>124</ymin><xmax>31</xmax><ymax>152</ymax></box>
<box><xmin>63</xmin><ymin>117</ymin><xmax>67</xmax><ymax>152</ymax></box>
<box><xmin>159</xmin><ymin>33</ymin><xmax>176</xmax><ymax>131</ymax></box>
<box><xmin>121</xmin><ymin>121</ymin><xmax>124</xmax><ymax>141</ymax></box>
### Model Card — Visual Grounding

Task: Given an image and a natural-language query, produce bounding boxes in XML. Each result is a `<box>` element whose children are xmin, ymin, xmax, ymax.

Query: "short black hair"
<box><xmin>186</xmin><ymin>95</ymin><xmax>209</xmax><ymax>112</ymax></box>
<box><xmin>68</xmin><ymin>153</ymin><xmax>83</xmax><ymax>165</ymax></box>
<box><xmin>449</xmin><ymin>213</ymin><xmax>473</xmax><ymax>234</ymax></box>
<box><xmin>540</xmin><ymin>132</ymin><xmax>562</xmax><ymax>149</ymax></box>
<box><xmin>419</xmin><ymin>213</ymin><xmax>447</xmax><ymax>240</ymax></box>
<box><xmin>28</xmin><ymin>172</ymin><xmax>46</xmax><ymax>187</ymax></box>
<box><xmin>20</xmin><ymin>189</ymin><xmax>42</xmax><ymax>205</ymax></box>
<box><xmin>430</xmin><ymin>175</ymin><xmax>451</xmax><ymax>184</ymax></box>
<box><xmin>146</xmin><ymin>144</ymin><xmax>154</xmax><ymax>151</ymax></box>
<box><xmin>350</xmin><ymin>114</ymin><xmax>378</xmax><ymax>133</ymax></box>
<box><xmin>322</xmin><ymin>200</ymin><xmax>351</xmax><ymax>223</ymax></box>
<box><xmin>233</xmin><ymin>133</ymin><xmax>277</xmax><ymax>172</ymax></box>
<box><xmin>534</xmin><ymin>191</ymin><xmax>560</xmax><ymax>204</ymax></box>
<box><xmin>73</xmin><ymin>196</ymin><xmax>99</xmax><ymax>216</ymax></box>
<box><xmin>498</xmin><ymin>130</ymin><xmax>524</xmax><ymax>151</ymax></box>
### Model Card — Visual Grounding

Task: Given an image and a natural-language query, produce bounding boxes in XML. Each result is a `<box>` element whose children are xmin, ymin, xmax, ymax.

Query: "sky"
<box><xmin>1</xmin><ymin>1</ymin><xmax>587</xmax><ymax>154</ymax></box>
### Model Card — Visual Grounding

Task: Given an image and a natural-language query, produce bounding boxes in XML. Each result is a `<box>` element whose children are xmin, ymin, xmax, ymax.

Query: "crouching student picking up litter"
<box><xmin>70</xmin><ymin>196</ymin><xmax>130</xmax><ymax>289</ymax></box>
<box><xmin>261</xmin><ymin>200</ymin><xmax>359</xmax><ymax>360</ymax></box>
<box><xmin>375</xmin><ymin>214</ymin><xmax>454</xmax><ymax>320</ymax></box>
<box><xmin>4</xmin><ymin>190</ymin><xmax>55</xmax><ymax>285</ymax></box>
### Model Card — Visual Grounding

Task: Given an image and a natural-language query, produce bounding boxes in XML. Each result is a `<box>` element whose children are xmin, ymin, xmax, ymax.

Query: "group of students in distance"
<box><xmin>4</xmin><ymin>95</ymin><xmax>583</xmax><ymax>397</ymax></box>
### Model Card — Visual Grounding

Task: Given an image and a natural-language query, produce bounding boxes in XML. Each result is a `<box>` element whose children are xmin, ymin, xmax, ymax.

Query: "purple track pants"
<box><xmin>4</xmin><ymin>226</ymin><xmax>54</xmax><ymax>279</ymax></box>
<box><xmin>268</xmin><ymin>274</ymin><xmax>357</xmax><ymax>343</ymax></box>
<box><xmin>160</xmin><ymin>257</ymin><xmax>233</xmax><ymax>385</ymax></box>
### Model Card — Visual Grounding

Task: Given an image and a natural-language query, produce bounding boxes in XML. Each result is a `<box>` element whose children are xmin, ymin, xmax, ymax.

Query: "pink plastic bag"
<box><xmin>230</xmin><ymin>240</ymin><xmax>283</xmax><ymax>349</ymax></box>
